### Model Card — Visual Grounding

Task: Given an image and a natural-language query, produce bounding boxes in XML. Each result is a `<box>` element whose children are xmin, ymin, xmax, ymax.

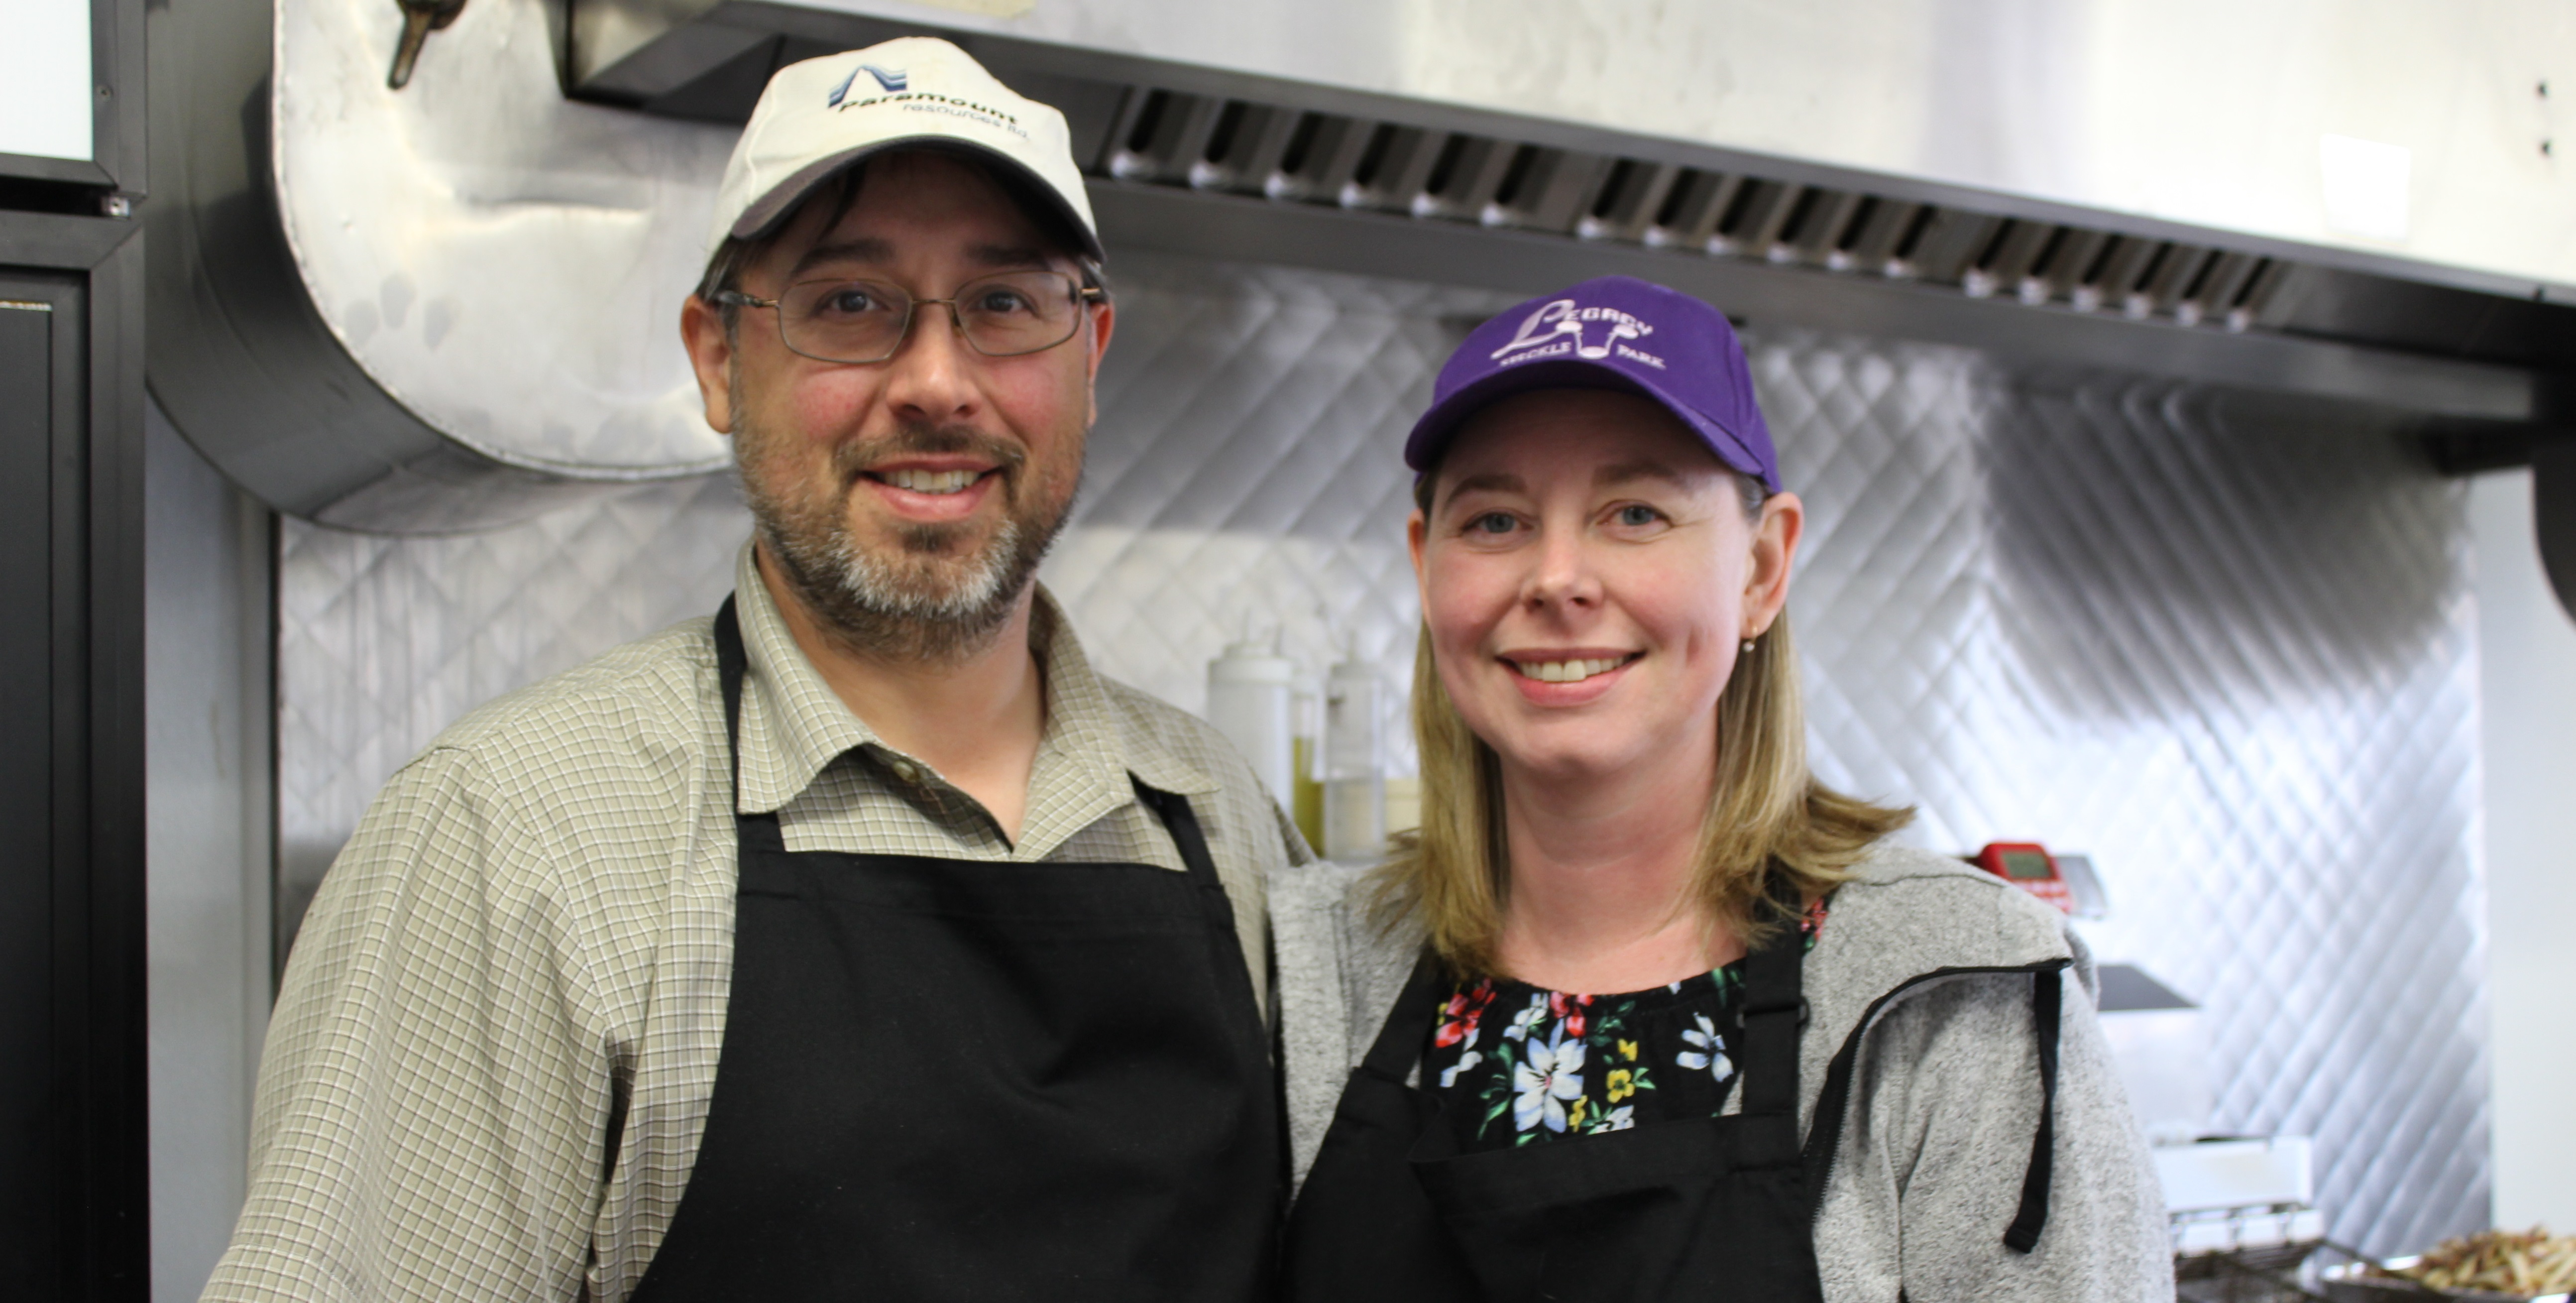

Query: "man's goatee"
<box><xmin>736</xmin><ymin>416</ymin><xmax>1075</xmax><ymax>664</ymax></box>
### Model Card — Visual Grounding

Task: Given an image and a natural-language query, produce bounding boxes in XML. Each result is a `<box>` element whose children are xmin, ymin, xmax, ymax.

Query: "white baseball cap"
<box><xmin>706</xmin><ymin>37</ymin><xmax>1104</xmax><ymax>264</ymax></box>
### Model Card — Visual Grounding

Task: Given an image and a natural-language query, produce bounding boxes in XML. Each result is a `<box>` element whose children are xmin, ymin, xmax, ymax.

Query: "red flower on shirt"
<box><xmin>1435</xmin><ymin>981</ymin><xmax>1499</xmax><ymax>1049</ymax></box>
<box><xmin>1549</xmin><ymin>990</ymin><xmax>1594</xmax><ymax>1039</ymax></box>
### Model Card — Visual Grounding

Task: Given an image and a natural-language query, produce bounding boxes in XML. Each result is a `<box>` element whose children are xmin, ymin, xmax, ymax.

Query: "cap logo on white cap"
<box><xmin>1490</xmin><ymin>299</ymin><xmax>1666</xmax><ymax>369</ymax></box>
<box><xmin>707</xmin><ymin>37</ymin><xmax>1104</xmax><ymax>263</ymax></box>
<box><xmin>819</xmin><ymin>78</ymin><xmax>1029</xmax><ymax>141</ymax></box>
<box><xmin>828</xmin><ymin>63</ymin><xmax>908</xmax><ymax>104</ymax></box>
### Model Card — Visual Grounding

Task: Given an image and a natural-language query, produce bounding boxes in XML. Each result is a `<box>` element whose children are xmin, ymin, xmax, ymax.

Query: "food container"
<box><xmin>2321</xmin><ymin>1257</ymin><xmax>2573</xmax><ymax>1303</ymax></box>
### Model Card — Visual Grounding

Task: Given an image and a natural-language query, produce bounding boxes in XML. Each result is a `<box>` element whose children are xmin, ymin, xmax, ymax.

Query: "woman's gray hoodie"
<box><xmin>1270</xmin><ymin>841</ymin><xmax>2175</xmax><ymax>1303</ymax></box>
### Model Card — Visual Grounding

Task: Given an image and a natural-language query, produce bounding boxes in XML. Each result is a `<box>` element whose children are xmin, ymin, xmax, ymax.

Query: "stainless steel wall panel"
<box><xmin>1043</xmin><ymin>253</ymin><xmax>1516</xmax><ymax>767</ymax></box>
<box><xmin>1764</xmin><ymin>338</ymin><xmax>2486</xmax><ymax>1253</ymax></box>
<box><xmin>275</xmin><ymin>251</ymin><xmax>2487</xmax><ymax>1257</ymax></box>
<box><xmin>145</xmin><ymin>402</ymin><xmax>274</xmax><ymax>1302</ymax></box>
<box><xmin>273</xmin><ymin>474</ymin><xmax>753</xmax><ymax>951</ymax></box>
<box><xmin>1976</xmin><ymin>382</ymin><xmax>2487</xmax><ymax>1258</ymax></box>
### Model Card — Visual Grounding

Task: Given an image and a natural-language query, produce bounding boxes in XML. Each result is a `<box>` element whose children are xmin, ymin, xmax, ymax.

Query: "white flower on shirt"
<box><xmin>1586</xmin><ymin>1105</ymin><xmax>1636</xmax><ymax>1134</ymax></box>
<box><xmin>1439</xmin><ymin>1049</ymin><xmax>1483</xmax><ymax>1088</ymax></box>
<box><xmin>1513</xmin><ymin>1030</ymin><xmax>1586</xmax><ymax>1133</ymax></box>
<box><xmin>1504</xmin><ymin>993</ymin><xmax>1549</xmax><ymax>1042</ymax></box>
<box><xmin>1677</xmin><ymin>1012</ymin><xmax>1734</xmax><ymax>1083</ymax></box>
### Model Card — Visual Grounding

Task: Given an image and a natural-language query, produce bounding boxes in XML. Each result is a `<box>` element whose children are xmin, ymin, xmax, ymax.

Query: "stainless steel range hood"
<box><xmin>151</xmin><ymin>0</ymin><xmax>2575</xmax><ymax>534</ymax></box>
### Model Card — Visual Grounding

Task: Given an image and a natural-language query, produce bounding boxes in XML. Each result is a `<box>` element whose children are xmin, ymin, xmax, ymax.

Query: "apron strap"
<box><xmin>713</xmin><ymin>596</ymin><xmax>791</xmax><ymax>856</ymax></box>
<box><xmin>1129</xmin><ymin>781</ymin><xmax>1223</xmax><ymax>889</ymax></box>
<box><xmin>718</xmin><ymin>593</ymin><xmax>1223</xmax><ymax>877</ymax></box>
<box><xmin>1130</xmin><ymin>778</ymin><xmax>1287</xmax><ymax>1199</ymax></box>
<box><xmin>1798</xmin><ymin>958</ymin><xmax>2070</xmax><ymax>1249</ymax></box>
<box><xmin>715</xmin><ymin>594</ymin><xmax>747</xmax><ymax>791</ymax></box>
<box><xmin>1733</xmin><ymin>914</ymin><xmax>1808</xmax><ymax>1168</ymax></box>
<box><xmin>1356</xmin><ymin>913</ymin><xmax>1814</xmax><ymax>1134</ymax></box>
<box><xmin>2001</xmin><ymin>966</ymin><xmax>2063</xmax><ymax>1253</ymax></box>
<box><xmin>1361</xmin><ymin>950</ymin><xmax>1452</xmax><ymax>1082</ymax></box>
<box><xmin>1127</xmin><ymin>774</ymin><xmax>1275</xmax><ymax>1167</ymax></box>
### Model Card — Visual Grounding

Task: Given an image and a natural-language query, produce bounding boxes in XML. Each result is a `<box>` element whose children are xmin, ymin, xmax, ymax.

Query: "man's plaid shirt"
<box><xmin>203</xmin><ymin>543</ymin><xmax>1306</xmax><ymax>1302</ymax></box>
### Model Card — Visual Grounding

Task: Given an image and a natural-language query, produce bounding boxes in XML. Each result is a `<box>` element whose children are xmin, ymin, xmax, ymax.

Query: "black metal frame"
<box><xmin>0</xmin><ymin>0</ymin><xmax>146</xmax><ymax>201</ymax></box>
<box><xmin>0</xmin><ymin>203</ymin><xmax>150</xmax><ymax>1299</ymax></box>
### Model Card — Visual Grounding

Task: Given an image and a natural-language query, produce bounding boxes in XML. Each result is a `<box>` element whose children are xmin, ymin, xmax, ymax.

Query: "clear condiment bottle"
<box><xmin>1321</xmin><ymin>648</ymin><xmax>1385</xmax><ymax>861</ymax></box>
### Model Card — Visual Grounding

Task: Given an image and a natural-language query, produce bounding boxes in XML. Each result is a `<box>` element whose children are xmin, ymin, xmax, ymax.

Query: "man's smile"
<box><xmin>872</xmin><ymin>468</ymin><xmax>984</xmax><ymax>494</ymax></box>
<box><xmin>850</xmin><ymin>453</ymin><xmax>1008</xmax><ymax>522</ymax></box>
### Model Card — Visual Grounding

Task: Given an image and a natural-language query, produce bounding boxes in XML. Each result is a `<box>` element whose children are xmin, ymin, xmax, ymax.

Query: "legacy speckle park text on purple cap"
<box><xmin>1404</xmin><ymin>275</ymin><xmax>1781</xmax><ymax>493</ymax></box>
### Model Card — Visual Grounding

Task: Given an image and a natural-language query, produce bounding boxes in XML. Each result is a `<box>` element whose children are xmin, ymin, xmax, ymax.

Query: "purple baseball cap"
<box><xmin>1404</xmin><ymin>275</ymin><xmax>1779</xmax><ymax>493</ymax></box>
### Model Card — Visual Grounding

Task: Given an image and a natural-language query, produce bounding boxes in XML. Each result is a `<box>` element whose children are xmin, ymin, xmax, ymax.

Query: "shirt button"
<box><xmin>889</xmin><ymin>760</ymin><xmax>920</xmax><ymax>785</ymax></box>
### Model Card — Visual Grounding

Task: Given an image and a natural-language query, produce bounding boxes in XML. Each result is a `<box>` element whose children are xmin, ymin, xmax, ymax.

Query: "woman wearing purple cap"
<box><xmin>1270</xmin><ymin>277</ymin><xmax>2169</xmax><ymax>1301</ymax></box>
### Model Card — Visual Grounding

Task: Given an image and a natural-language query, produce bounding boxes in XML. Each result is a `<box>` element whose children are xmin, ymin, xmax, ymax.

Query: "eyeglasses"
<box><xmin>717</xmin><ymin>270</ymin><xmax>1105</xmax><ymax>365</ymax></box>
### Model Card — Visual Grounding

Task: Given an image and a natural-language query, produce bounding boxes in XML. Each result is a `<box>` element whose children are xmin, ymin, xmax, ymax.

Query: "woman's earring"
<box><xmin>1741</xmin><ymin>638</ymin><xmax>1756</xmax><ymax>656</ymax></box>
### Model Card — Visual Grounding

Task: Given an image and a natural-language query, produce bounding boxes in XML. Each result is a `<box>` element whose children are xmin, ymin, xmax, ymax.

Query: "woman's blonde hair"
<box><xmin>1370</xmin><ymin>471</ymin><xmax>1913</xmax><ymax>978</ymax></box>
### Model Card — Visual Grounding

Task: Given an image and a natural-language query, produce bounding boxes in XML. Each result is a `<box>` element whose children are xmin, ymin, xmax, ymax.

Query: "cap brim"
<box><xmin>1404</xmin><ymin>356</ymin><xmax>1777</xmax><ymax>491</ymax></box>
<box><xmin>730</xmin><ymin>135</ymin><xmax>1106</xmax><ymax>262</ymax></box>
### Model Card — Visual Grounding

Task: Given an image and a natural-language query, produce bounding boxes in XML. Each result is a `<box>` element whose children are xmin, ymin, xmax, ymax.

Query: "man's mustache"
<box><xmin>831</xmin><ymin>425</ymin><xmax>1029</xmax><ymax>487</ymax></box>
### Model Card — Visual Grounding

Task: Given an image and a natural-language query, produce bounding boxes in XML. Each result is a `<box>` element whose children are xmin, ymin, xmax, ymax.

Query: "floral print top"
<box><xmin>1421</xmin><ymin>896</ymin><xmax>1830</xmax><ymax>1151</ymax></box>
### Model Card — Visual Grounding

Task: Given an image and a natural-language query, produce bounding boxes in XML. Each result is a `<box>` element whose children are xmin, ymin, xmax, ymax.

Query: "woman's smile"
<box><xmin>1500</xmin><ymin>649</ymin><xmax>1645</xmax><ymax>703</ymax></box>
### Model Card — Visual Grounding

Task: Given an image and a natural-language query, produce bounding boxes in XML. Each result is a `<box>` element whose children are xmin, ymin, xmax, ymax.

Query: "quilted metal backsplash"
<box><xmin>276</xmin><ymin>250</ymin><xmax>2484</xmax><ymax>1257</ymax></box>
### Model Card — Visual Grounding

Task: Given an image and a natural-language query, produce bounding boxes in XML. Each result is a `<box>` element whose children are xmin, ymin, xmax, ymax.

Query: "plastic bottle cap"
<box><xmin>1211</xmin><ymin>641</ymin><xmax>1299</xmax><ymax>684</ymax></box>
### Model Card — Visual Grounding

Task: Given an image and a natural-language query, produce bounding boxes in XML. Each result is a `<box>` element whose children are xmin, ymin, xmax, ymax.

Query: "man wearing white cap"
<box><xmin>203</xmin><ymin>38</ymin><xmax>1300</xmax><ymax>1303</ymax></box>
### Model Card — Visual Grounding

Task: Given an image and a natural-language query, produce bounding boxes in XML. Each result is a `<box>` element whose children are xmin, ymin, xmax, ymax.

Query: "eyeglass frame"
<box><xmin>713</xmin><ymin>270</ymin><xmax>1109</xmax><ymax>366</ymax></box>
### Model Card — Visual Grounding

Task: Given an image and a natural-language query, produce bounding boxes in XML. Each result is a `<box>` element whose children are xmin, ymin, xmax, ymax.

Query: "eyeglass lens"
<box><xmin>776</xmin><ymin>271</ymin><xmax>1086</xmax><ymax>363</ymax></box>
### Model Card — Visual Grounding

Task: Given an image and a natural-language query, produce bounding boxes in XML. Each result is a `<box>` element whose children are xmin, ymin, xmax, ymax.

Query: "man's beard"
<box><xmin>736</xmin><ymin>413</ymin><xmax>1077</xmax><ymax>665</ymax></box>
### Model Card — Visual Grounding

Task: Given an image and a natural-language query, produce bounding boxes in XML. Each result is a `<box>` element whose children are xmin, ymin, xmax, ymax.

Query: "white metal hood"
<box><xmin>586</xmin><ymin>0</ymin><xmax>2576</xmax><ymax>294</ymax></box>
<box><xmin>149</xmin><ymin>0</ymin><xmax>2573</xmax><ymax>532</ymax></box>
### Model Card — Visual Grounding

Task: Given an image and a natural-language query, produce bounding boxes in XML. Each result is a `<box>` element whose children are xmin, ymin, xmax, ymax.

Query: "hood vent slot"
<box><xmin>1077</xmin><ymin>84</ymin><xmax>2376</xmax><ymax>352</ymax></box>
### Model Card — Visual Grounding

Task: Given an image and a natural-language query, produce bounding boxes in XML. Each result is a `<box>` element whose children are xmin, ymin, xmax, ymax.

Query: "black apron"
<box><xmin>1281</xmin><ymin>925</ymin><xmax>2066</xmax><ymax>1303</ymax></box>
<box><xmin>631</xmin><ymin>597</ymin><xmax>1281</xmax><ymax>1302</ymax></box>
